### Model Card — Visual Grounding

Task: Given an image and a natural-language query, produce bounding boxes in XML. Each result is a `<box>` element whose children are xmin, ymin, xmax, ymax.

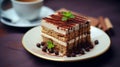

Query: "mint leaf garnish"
<box><xmin>61</xmin><ymin>11</ymin><xmax>75</xmax><ymax>21</ymax></box>
<box><xmin>62</xmin><ymin>17</ymin><xmax>68</xmax><ymax>21</ymax></box>
<box><xmin>69</xmin><ymin>15</ymin><xmax>75</xmax><ymax>18</ymax></box>
<box><xmin>47</xmin><ymin>41</ymin><xmax>54</xmax><ymax>49</ymax></box>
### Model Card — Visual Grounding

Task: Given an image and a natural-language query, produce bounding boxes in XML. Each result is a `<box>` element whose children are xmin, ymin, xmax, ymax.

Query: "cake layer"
<box><xmin>41</xmin><ymin>32</ymin><xmax>89</xmax><ymax>47</ymax></box>
<box><xmin>42</xmin><ymin>32</ymin><xmax>75</xmax><ymax>46</ymax></box>
<box><xmin>41</xmin><ymin>23</ymin><xmax>90</xmax><ymax>42</ymax></box>
<box><xmin>42</xmin><ymin>33</ymin><xmax>93</xmax><ymax>56</ymax></box>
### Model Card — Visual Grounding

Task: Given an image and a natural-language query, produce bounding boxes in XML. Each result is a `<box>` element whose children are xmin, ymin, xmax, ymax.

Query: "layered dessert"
<box><xmin>40</xmin><ymin>11</ymin><xmax>94</xmax><ymax>56</ymax></box>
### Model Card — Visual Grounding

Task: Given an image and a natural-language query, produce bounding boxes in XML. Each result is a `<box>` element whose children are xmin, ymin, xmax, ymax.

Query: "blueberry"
<box><xmin>94</xmin><ymin>40</ymin><xmax>99</xmax><ymax>45</ymax></box>
<box><xmin>42</xmin><ymin>48</ymin><xmax>47</xmax><ymax>52</ymax></box>
<box><xmin>75</xmin><ymin>51</ymin><xmax>80</xmax><ymax>54</ymax></box>
<box><xmin>71</xmin><ymin>53</ymin><xmax>76</xmax><ymax>57</ymax></box>
<box><xmin>89</xmin><ymin>45</ymin><xmax>94</xmax><ymax>48</ymax></box>
<box><xmin>54</xmin><ymin>51</ymin><xmax>59</xmax><ymax>55</ymax></box>
<box><xmin>42</xmin><ymin>46</ymin><xmax>47</xmax><ymax>52</ymax></box>
<box><xmin>41</xmin><ymin>42</ymin><xmax>46</xmax><ymax>46</ymax></box>
<box><xmin>85</xmin><ymin>47</ymin><xmax>90</xmax><ymax>52</ymax></box>
<box><xmin>80</xmin><ymin>50</ymin><xmax>85</xmax><ymax>55</ymax></box>
<box><xmin>67</xmin><ymin>53</ymin><xmax>71</xmax><ymax>57</ymax></box>
<box><xmin>48</xmin><ymin>48</ymin><xmax>54</xmax><ymax>53</ymax></box>
<box><xmin>36</xmin><ymin>43</ymin><xmax>41</xmax><ymax>48</ymax></box>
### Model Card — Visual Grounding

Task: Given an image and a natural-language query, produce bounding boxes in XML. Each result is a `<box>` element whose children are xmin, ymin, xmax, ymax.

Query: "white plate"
<box><xmin>22</xmin><ymin>26</ymin><xmax>111</xmax><ymax>62</ymax></box>
<box><xmin>0</xmin><ymin>6</ymin><xmax>54</xmax><ymax>27</ymax></box>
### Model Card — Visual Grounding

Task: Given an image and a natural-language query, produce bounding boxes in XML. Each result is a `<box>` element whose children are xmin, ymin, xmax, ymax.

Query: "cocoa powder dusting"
<box><xmin>43</xmin><ymin>12</ymin><xmax>88</xmax><ymax>30</ymax></box>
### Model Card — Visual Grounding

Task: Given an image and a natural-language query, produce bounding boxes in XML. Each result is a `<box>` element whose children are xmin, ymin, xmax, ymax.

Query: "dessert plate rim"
<box><xmin>22</xmin><ymin>26</ymin><xmax>111</xmax><ymax>62</ymax></box>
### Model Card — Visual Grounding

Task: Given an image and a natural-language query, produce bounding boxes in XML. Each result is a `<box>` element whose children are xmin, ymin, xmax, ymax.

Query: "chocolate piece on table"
<box><xmin>87</xmin><ymin>17</ymin><xmax>99</xmax><ymax>26</ymax></box>
<box><xmin>98</xmin><ymin>16</ymin><xmax>108</xmax><ymax>31</ymax></box>
<box><xmin>104</xmin><ymin>17</ymin><xmax>113</xmax><ymax>29</ymax></box>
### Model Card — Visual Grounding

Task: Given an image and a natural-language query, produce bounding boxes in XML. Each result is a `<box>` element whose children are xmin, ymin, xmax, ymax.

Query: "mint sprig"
<box><xmin>47</xmin><ymin>41</ymin><xmax>54</xmax><ymax>49</ymax></box>
<box><xmin>61</xmin><ymin>11</ymin><xmax>75</xmax><ymax>21</ymax></box>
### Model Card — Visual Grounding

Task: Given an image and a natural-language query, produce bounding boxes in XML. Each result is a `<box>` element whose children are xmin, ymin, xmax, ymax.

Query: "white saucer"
<box><xmin>22</xmin><ymin>26</ymin><xmax>111</xmax><ymax>62</ymax></box>
<box><xmin>0</xmin><ymin>6</ymin><xmax>54</xmax><ymax>27</ymax></box>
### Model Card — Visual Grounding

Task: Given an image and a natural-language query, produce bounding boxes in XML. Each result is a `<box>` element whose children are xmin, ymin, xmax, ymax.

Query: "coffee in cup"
<box><xmin>11</xmin><ymin>0</ymin><xmax>43</xmax><ymax>21</ymax></box>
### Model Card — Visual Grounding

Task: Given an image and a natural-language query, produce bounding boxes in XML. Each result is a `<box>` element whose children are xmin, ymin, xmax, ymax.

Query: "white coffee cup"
<box><xmin>11</xmin><ymin>0</ymin><xmax>43</xmax><ymax>21</ymax></box>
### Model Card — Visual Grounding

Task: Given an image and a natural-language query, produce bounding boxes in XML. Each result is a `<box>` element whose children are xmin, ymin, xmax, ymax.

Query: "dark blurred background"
<box><xmin>0</xmin><ymin>0</ymin><xmax>120</xmax><ymax>67</ymax></box>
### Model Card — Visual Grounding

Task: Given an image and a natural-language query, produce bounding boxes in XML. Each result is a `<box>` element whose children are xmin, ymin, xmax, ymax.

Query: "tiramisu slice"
<box><xmin>41</xmin><ymin>11</ymin><xmax>93</xmax><ymax>57</ymax></box>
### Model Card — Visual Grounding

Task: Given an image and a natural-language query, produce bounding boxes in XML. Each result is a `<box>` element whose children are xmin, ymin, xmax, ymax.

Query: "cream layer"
<box><xmin>41</xmin><ymin>32</ymin><xmax>87</xmax><ymax>47</ymax></box>
<box><xmin>41</xmin><ymin>20</ymin><xmax>80</xmax><ymax>35</ymax></box>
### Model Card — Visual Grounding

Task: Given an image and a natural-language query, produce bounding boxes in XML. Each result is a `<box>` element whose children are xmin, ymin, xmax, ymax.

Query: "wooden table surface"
<box><xmin>0</xmin><ymin>0</ymin><xmax>120</xmax><ymax>67</ymax></box>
